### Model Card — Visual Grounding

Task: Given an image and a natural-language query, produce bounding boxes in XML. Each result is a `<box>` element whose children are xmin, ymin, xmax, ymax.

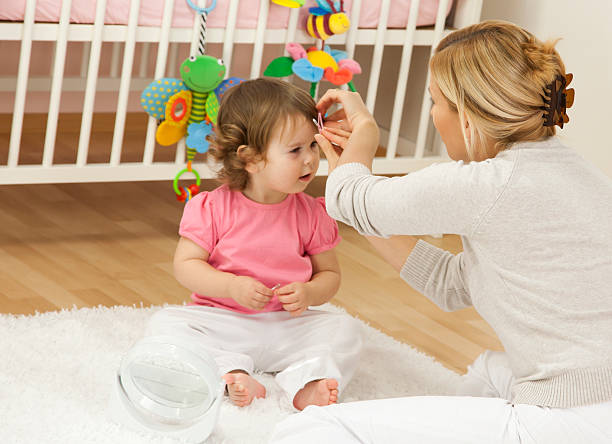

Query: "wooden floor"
<box><xmin>0</xmin><ymin>176</ymin><xmax>503</xmax><ymax>374</ymax></box>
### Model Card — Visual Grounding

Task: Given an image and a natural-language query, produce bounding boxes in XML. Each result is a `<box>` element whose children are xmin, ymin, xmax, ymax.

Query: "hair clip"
<box><xmin>312</xmin><ymin>112</ymin><xmax>324</xmax><ymax>133</ymax></box>
<box><xmin>542</xmin><ymin>73</ymin><xmax>574</xmax><ymax>128</ymax></box>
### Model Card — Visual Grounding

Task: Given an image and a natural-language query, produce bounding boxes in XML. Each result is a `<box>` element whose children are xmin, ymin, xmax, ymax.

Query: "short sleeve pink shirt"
<box><xmin>179</xmin><ymin>185</ymin><xmax>341</xmax><ymax>314</ymax></box>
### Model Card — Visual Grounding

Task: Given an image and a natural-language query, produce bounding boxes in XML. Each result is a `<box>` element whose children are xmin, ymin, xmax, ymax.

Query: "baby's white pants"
<box><xmin>270</xmin><ymin>350</ymin><xmax>612</xmax><ymax>443</ymax></box>
<box><xmin>145</xmin><ymin>305</ymin><xmax>363</xmax><ymax>403</ymax></box>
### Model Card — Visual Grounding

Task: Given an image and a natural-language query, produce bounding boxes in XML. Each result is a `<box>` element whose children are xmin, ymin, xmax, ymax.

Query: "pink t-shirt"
<box><xmin>179</xmin><ymin>185</ymin><xmax>341</xmax><ymax>314</ymax></box>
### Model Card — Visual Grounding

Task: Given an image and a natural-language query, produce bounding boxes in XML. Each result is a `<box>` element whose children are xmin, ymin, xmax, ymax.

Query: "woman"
<box><xmin>270</xmin><ymin>20</ymin><xmax>612</xmax><ymax>443</ymax></box>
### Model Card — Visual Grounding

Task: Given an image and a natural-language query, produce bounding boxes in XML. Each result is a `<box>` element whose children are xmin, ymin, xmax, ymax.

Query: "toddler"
<box><xmin>147</xmin><ymin>78</ymin><xmax>363</xmax><ymax>410</ymax></box>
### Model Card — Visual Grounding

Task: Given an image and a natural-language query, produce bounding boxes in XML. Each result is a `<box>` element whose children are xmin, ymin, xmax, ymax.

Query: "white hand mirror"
<box><xmin>110</xmin><ymin>335</ymin><xmax>223</xmax><ymax>442</ymax></box>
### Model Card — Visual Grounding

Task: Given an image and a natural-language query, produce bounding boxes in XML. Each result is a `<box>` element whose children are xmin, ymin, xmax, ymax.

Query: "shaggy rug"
<box><xmin>0</xmin><ymin>304</ymin><xmax>461</xmax><ymax>443</ymax></box>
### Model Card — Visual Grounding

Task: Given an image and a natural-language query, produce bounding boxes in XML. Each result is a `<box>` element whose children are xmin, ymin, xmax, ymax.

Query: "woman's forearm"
<box><xmin>336</xmin><ymin>121</ymin><xmax>380</xmax><ymax>170</ymax></box>
<box><xmin>365</xmin><ymin>235</ymin><xmax>419</xmax><ymax>273</ymax></box>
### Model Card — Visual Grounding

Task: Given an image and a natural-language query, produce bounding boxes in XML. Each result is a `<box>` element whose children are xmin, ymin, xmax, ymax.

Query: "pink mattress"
<box><xmin>1</xmin><ymin>0</ymin><xmax>453</xmax><ymax>30</ymax></box>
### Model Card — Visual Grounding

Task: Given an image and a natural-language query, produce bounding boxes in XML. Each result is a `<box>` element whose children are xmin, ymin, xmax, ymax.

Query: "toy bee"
<box><xmin>306</xmin><ymin>0</ymin><xmax>350</xmax><ymax>41</ymax></box>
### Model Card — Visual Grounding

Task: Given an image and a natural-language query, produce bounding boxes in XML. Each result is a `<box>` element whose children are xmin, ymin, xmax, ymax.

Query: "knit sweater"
<box><xmin>325</xmin><ymin>137</ymin><xmax>612</xmax><ymax>408</ymax></box>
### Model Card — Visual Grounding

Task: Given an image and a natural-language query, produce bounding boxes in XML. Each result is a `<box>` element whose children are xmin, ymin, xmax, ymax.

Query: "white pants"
<box><xmin>270</xmin><ymin>350</ymin><xmax>612</xmax><ymax>443</ymax></box>
<box><xmin>145</xmin><ymin>305</ymin><xmax>363</xmax><ymax>402</ymax></box>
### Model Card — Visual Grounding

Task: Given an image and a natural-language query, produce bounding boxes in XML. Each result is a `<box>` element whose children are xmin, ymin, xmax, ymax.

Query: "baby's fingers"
<box><xmin>255</xmin><ymin>284</ymin><xmax>275</xmax><ymax>297</ymax></box>
<box><xmin>277</xmin><ymin>293</ymin><xmax>297</xmax><ymax>304</ymax></box>
<box><xmin>283</xmin><ymin>304</ymin><xmax>306</xmax><ymax>316</ymax></box>
<box><xmin>250</xmin><ymin>294</ymin><xmax>271</xmax><ymax>309</ymax></box>
<box><xmin>253</xmin><ymin>293</ymin><xmax>271</xmax><ymax>303</ymax></box>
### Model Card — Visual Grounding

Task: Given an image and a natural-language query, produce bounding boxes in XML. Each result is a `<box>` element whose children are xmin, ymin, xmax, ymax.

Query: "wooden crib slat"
<box><xmin>110</xmin><ymin>42</ymin><xmax>121</xmax><ymax>78</ymax></box>
<box><xmin>345</xmin><ymin>0</ymin><xmax>362</xmax><ymax>60</ymax></box>
<box><xmin>414</xmin><ymin>0</ymin><xmax>450</xmax><ymax>159</ymax></box>
<box><xmin>142</xmin><ymin>0</ymin><xmax>176</xmax><ymax>166</ymax></box>
<box><xmin>188</xmin><ymin>1</ymin><xmax>201</xmax><ymax>55</ymax></box>
<box><xmin>222</xmin><ymin>0</ymin><xmax>240</xmax><ymax>76</ymax></box>
<box><xmin>365</xmin><ymin>0</ymin><xmax>391</xmax><ymax>114</ymax></box>
<box><xmin>386</xmin><ymin>0</ymin><xmax>422</xmax><ymax>159</ymax></box>
<box><xmin>80</xmin><ymin>42</ymin><xmax>90</xmax><ymax>78</ymax></box>
<box><xmin>283</xmin><ymin>6</ymin><xmax>300</xmax><ymax>59</ymax></box>
<box><xmin>77</xmin><ymin>0</ymin><xmax>107</xmax><ymax>168</ymax></box>
<box><xmin>338</xmin><ymin>0</ymin><xmax>362</xmax><ymax>92</ymax></box>
<box><xmin>139</xmin><ymin>42</ymin><xmax>151</xmax><ymax>78</ymax></box>
<box><xmin>112</xmin><ymin>0</ymin><xmax>146</xmax><ymax>166</ymax></box>
<box><xmin>8</xmin><ymin>0</ymin><xmax>36</xmax><ymax>168</ymax></box>
<box><xmin>167</xmin><ymin>43</ymin><xmax>179</xmax><ymax>77</ymax></box>
<box><xmin>174</xmin><ymin>139</ymin><xmax>186</xmax><ymax>164</ymax></box>
<box><xmin>43</xmin><ymin>0</ymin><xmax>73</xmax><ymax>168</ymax></box>
<box><xmin>250</xmin><ymin>0</ymin><xmax>269</xmax><ymax>79</ymax></box>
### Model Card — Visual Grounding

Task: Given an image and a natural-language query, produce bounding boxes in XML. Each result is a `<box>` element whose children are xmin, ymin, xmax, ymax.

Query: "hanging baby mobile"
<box><xmin>265</xmin><ymin>0</ymin><xmax>361</xmax><ymax>98</ymax></box>
<box><xmin>141</xmin><ymin>0</ymin><xmax>244</xmax><ymax>203</ymax></box>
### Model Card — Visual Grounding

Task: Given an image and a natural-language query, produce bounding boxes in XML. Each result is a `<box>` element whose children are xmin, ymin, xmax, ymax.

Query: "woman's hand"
<box><xmin>228</xmin><ymin>275</ymin><xmax>275</xmax><ymax>310</ymax></box>
<box><xmin>315</xmin><ymin>126</ymin><xmax>350</xmax><ymax>174</ymax></box>
<box><xmin>316</xmin><ymin>89</ymin><xmax>380</xmax><ymax>170</ymax></box>
<box><xmin>317</xmin><ymin>89</ymin><xmax>376</xmax><ymax>131</ymax></box>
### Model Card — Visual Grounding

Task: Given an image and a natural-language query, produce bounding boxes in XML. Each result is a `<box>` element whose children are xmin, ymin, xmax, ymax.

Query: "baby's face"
<box><xmin>257</xmin><ymin>114</ymin><xmax>320</xmax><ymax>196</ymax></box>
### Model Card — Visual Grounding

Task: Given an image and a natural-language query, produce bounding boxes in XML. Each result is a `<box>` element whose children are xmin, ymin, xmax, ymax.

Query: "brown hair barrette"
<box><xmin>542</xmin><ymin>73</ymin><xmax>575</xmax><ymax>128</ymax></box>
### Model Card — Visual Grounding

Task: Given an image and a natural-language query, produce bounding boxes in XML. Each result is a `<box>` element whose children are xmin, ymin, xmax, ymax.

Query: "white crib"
<box><xmin>0</xmin><ymin>0</ymin><xmax>482</xmax><ymax>185</ymax></box>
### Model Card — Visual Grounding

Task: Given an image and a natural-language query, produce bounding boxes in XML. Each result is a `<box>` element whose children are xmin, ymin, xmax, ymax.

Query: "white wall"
<box><xmin>481</xmin><ymin>0</ymin><xmax>612</xmax><ymax>177</ymax></box>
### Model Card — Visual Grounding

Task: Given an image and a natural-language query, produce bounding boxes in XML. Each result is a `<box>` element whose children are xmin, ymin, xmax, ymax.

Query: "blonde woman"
<box><xmin>270</xmin><ymin>20</ymin><xmax>612</xmax><ymax>443</ymax></box>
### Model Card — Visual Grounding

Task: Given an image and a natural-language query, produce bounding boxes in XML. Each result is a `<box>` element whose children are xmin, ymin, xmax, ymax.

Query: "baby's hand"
<box><xmin>229</xmin><ymin>276</ymin><xmax>274</xmax><ymax>310</ymax></box>
<box><xmin>275</xmin><ymin>282</ymin><xmax>311</xmax><ymax>317</ymax></box>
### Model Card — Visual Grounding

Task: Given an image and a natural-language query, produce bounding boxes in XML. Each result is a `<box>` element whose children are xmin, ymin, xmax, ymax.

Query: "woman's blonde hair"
<box><xmin>429</xmin><ymin>20</ymin><xmax>567</xmax><ymax>160</ymax></box>
<box><xmin>208</xmin><ymin>78</ymin><xmax>317</xmax><ymax>190</ymax></box>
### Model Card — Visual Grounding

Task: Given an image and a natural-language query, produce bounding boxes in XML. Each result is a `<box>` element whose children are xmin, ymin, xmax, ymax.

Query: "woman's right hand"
<box><xmin>228</xmin><ymin>275</ymin><xmax>275</xmax><ymax>310</ymax></box>
<box><xmin>317</xmin><ymin>89</ymin><xmax>376</xmax><ymax>132</ymax></box>
<box><xmin>316</xmin><ymin>89</ymin><xmax>380</xmax><ymax>170</ymax></box>
<box><xmin>315</xmin><ymin>126</ymin><xmax>350</xmax><ymax>174</ymax></box>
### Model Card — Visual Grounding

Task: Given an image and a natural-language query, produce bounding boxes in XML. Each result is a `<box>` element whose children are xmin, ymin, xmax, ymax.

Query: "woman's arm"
<box><xmin>315</xmin><ymin>92</ymin><xmax>483</xmax><ymax>237</ymax></box>
<box><xmin>363</xmin><ymin>234</ymin><xmax>471</xmax><ymax>311</ymax></box>
<box><xmin>314</xmin><ymin>103</ymin><xmax>472</xmax><ymax>311</ymax></box>
<box><xmin>364</xmin><ymin>235</ymin><xmax>418</xmax><ymax>273</ymax></box>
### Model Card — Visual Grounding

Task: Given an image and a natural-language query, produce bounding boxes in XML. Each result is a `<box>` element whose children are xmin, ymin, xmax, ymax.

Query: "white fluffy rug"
<box><xmin>0</xmin><ymin>304</ymin><xmax>461</xmax><ymax>443</ymax></box>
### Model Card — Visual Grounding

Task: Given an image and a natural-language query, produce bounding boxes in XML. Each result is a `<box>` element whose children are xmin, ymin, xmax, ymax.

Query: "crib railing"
<box><xmin>0</xmin><ymin>0</ymin><xmax>482</xmax><ymax>185</ymax></box>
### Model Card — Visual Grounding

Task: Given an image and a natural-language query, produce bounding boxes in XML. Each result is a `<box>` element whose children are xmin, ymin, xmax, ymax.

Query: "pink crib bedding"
<box><xmin>1</xmin><ymin>0</ymin><xmax>453</xmax><ymax>30</ymax></box>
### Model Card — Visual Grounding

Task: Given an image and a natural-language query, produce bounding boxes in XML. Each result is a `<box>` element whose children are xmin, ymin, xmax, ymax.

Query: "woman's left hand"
<box><xmin>315</xmin><ymin>126</ymin><xmax>351</xmax><ymax>174</ymax></box>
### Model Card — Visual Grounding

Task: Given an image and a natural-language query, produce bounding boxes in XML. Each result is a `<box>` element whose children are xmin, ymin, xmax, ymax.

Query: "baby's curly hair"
<box><xmin>208</xmin><ymin>78</ymin><xmax>317</xmax><ymax>190</ymax></box>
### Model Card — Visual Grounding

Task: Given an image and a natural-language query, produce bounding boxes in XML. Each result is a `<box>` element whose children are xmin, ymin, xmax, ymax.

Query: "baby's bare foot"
<box><xmin>293</xmin><ymin>378</ymin><xmax>339</xmax><ymax>411</ymax></box>
<box><xmin>222</xmin><ymin>372</ymin><xmax>266</xmax><ymax>407</ymax></box>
